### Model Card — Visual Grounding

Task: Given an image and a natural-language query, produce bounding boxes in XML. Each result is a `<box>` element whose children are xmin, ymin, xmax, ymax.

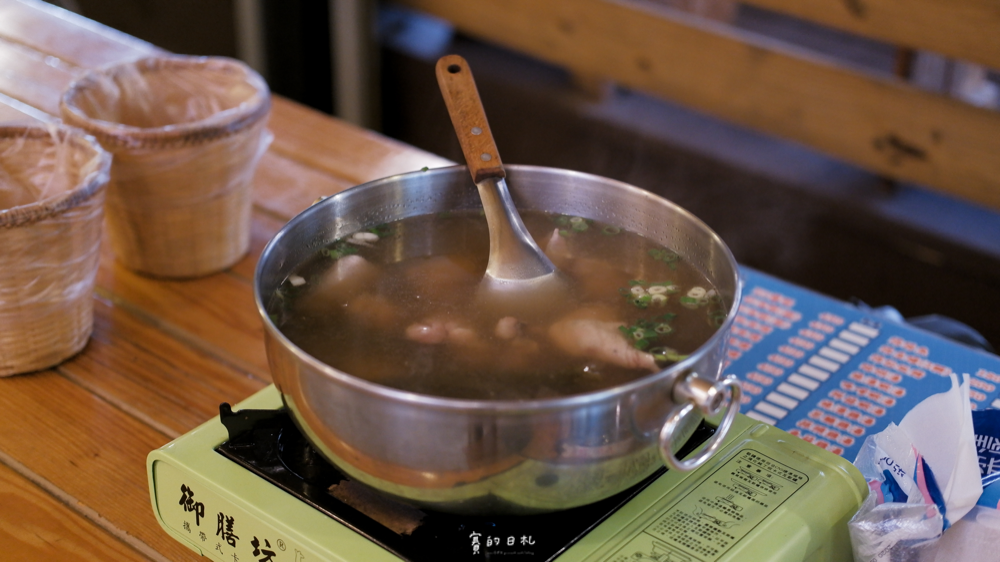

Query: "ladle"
<box><xmin>436</xmin><ymin>55</ymin><xmax>564</xmax><ymax>311</ymax></box>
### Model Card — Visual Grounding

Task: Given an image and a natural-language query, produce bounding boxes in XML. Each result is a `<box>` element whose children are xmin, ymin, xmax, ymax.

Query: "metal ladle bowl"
<box><xmin>435</xmin><ymin>55</ymin><xmax>568</xmax><ymax>317</ymax></box>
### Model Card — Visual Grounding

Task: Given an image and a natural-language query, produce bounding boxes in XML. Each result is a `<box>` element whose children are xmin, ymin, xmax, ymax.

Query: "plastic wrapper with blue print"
<box><xmin>974</xmin><ymin>409</ymin><xmax>1000</xmax><ymax>508</ymax></box>
<box><xmin>848</xmin><ymin>374</ymin><xmax>982</xmax><ymax>562</ymax></box>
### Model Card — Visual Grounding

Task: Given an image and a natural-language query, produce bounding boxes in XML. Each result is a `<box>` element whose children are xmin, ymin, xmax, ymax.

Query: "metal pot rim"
<box><xmin>254</xmin><ymin>164</ymin><xmax>742</xmax><ymax>414</ymax></box>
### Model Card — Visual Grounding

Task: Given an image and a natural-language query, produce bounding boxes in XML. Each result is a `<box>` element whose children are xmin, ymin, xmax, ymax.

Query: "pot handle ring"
<box><xmin>659</xmin><ymin>373</ymin><xmax>741</xmax><ymax>472</ymax></box>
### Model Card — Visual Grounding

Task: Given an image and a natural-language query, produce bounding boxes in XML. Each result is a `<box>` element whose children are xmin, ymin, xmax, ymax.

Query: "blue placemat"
<box><xmin>728</xmin><ymin>268</ymin><xmax>1000</xmax><ymax>461</ymax></box>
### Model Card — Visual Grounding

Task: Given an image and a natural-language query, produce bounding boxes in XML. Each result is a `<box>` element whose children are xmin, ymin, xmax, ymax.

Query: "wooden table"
<box><xmin>0</xmin><ymin>1</ymin><xmax>450</xmax><ymax>559</ymax></box>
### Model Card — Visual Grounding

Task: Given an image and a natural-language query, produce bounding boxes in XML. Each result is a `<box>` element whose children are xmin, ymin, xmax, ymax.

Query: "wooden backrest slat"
<box><xmin>400</xmin><ymin>0</ymin><xmax>1000</xmax><ymax>211</ymax></box>
<box><xmin>739</xmin><ymin>0</ymin><xmax>1000</xmax><ymax>70</ymax></box>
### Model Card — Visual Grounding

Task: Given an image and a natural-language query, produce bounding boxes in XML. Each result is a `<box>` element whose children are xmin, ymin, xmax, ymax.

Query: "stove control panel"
<box><xmin>564</xmin><ymin>414</ymin><xmax>867</xmax><ymax>562</ymax></box>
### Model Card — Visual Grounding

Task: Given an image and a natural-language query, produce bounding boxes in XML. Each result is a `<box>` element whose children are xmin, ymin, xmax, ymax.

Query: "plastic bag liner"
<box><xmin>0</xmin><ymin>124</ymin><xmax>111</xmax><ymax>376</ymax></box>
<box><xmin>59</xmin><ymin>55</ymin><xmax>272</xmax><ymax>278</ymax></box>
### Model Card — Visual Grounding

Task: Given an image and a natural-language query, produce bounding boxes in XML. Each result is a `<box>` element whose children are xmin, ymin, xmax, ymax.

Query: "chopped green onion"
<box><xmin>602</xmin><ymin>226</ymin><xmax>621</xmax><ymax>235</ymax></box>
<box><xmin>680</xmin><ymin>296</ymin><xmax>700</xmax><ymax>309</ymax></box>
<box><xmin>619</xmin><ymin>314</ymin><xmax>678</xmax><ymax>351</ymax></box>
<box><xmin>368</xmin><ymin>224</ymin><xmax>392</xmax><ymax>236</ymax></box>
<box><xmin>709</xmin><ymin>311</ymin><xmax>728</xmax><ymax>327</ymax></box>
<box><xmin>647</xmin><ymin>248</ymin><xmax>680</xmax><ymax>270</ymax></box>
<box><xmin>648</xmin><ymin>248</ymin><xmax>679</xmax><ymax>262</ymax></box>
<box><xmin>650</xmin><ymin>346</ymin><xmax>688</xmax><ymax>363</ymax></box>
<box><xmin>322</xmin><ymin>241</ymin><xmax>360</xmax><ymax>260</ymax></box>
<box><xmin>631</xmin><ymin>295</ymin><xmax>652</xmax><ymax>308</ymax></box>
<box><xmin>687</xmin><ymin>286</ymin><xmax>707</xmax><ymax>299</ymax></box>
<box><xmin>568</xmin><ymin>217</ymin><xmax>589</xmax><ymax>232</ymax></box>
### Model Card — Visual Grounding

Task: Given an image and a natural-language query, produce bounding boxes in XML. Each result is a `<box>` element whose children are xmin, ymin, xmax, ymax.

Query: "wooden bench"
<box><xmin>396</xmin><ymin>0</ymin><xmax>1000</xmax><ymax>211</ymax></box>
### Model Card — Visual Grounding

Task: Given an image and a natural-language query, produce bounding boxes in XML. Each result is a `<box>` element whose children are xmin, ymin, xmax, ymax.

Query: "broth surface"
<box><xmin>269</xmin><ymin>211</ymin><xmax>726</xmax><ymax>399</ymax></box>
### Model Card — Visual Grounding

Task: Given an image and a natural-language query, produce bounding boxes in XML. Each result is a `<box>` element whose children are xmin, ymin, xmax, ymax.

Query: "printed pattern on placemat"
<box><xmin>729</xmin><ymin>268</ymin><xmax>1000</xmax><ymax>461</ymax></box>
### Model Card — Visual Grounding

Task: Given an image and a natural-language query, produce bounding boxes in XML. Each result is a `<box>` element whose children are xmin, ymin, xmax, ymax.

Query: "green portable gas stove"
<box><xmin>150</xmin><ymin>267</ymin><xmax>1000</xmax><ymax>561</ymax></box>
<box><xmin>148</xmin><ymin>384</ymin><xmax>866</xmax><ymax>562</ymax></box>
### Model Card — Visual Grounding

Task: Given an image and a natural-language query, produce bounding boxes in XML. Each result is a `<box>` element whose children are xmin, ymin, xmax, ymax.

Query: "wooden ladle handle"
<box><xmin>436</xmin><ymin>54</ymin><xmax>505</xmax><ymax>184</ymax></box>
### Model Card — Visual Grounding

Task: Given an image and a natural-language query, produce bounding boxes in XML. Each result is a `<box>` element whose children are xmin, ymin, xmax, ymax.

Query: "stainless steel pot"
<box><xmin>254</xmin><ymin>165</ymin><xmax>742</xmax><ymax>514</ymax></box>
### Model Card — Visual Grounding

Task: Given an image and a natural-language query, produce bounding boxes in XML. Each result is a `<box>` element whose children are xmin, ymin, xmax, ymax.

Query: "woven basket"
<box><xmin>0</xmin><ymin>125</ymin><xmax>111</xmax><ymax>377</ymax></box>
<box><xmin>60</xmin><ymin>55</ymin><xmax>271</xmax><ymax>278</ymax></box>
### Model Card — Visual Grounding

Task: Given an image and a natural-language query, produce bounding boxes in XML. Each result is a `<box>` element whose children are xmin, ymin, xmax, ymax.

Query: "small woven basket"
<box><xmin>0</xmin><ymin>124</ymin><xmax>111</xmax><ymax>377</ymax></box>
<box><xmin>60</xmin><ymin>55</ymin><xmax>271</xmax><ymax>278</ymax></box>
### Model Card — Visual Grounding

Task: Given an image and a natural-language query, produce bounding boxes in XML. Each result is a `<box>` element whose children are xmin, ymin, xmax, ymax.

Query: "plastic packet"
<box><xmin>848</xmin><ymin>423</ymin><xmax>945</xmax><ymax>561</ymax></box>
<box><xmin>848</xmin><ymin>374</ymin><xmax>982</xmax><ymax>561</ymax></box>
<box><xmin>973</xmin><ymin>409</ymin><xmax>1000</xmax><ymax>508</ymax></box>
<box><xmin>891</xmin><ymin>407</ymin><xmax>1000</xmax><ymax>562</ymax></box>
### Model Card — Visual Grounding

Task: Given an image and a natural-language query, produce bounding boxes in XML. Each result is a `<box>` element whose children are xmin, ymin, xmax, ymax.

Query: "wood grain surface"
<box><xmin>0</xmin><ymin>461</ymin><xmax>149</xmax><ymax>561</ymax></box>
<box><xmin>739</xmin><ymin>0</ymin><xmax>1000</xmax><ymax>70</ymax></box>
<box><xmin>0</xmin><ymin>0</ymin><xmax>449</xmax><ymax>559</ymax></box>
<box><xmin>435</xmin><ymin>54</ymin><xmax>506</xmax><ymax>183</ymax></box>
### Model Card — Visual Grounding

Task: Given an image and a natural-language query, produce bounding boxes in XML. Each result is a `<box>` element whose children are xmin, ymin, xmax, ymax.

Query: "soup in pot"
<box><xmin>268</xmin><ymin>210</ymin><xmax>726</xmax><ymax>400</ymax></box>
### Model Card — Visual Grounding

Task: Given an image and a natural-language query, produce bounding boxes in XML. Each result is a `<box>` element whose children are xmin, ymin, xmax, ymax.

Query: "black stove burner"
<box><xmin>216</xmin><ymin>404</ymin><xmax>714</xmax><ymax>562</ymax></box>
